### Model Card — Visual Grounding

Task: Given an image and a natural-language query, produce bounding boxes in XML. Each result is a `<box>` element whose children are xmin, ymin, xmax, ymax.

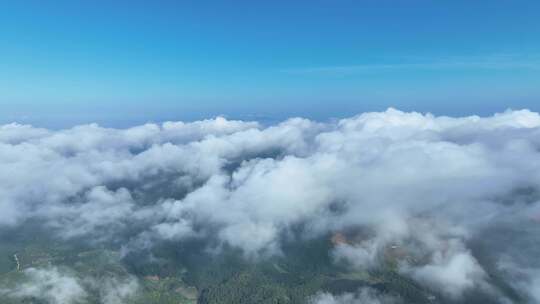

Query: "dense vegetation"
<box><xmin>0</xmin><ymin>226</ymin><xmax>525</xmax><ymax>304</ymax></box>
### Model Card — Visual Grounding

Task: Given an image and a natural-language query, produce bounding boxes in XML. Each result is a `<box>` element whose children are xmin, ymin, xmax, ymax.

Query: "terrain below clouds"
<box><xmin>1</xmin><ymin>109</ymin><xmax>540</xmax><ymax>304</ymax></box>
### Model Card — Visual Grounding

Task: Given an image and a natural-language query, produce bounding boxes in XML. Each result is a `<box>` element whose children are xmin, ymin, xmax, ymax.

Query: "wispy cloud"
<box><xmin>283</xmin><ymin>54</ymin><xmax>540</xmax><ymax>76</ymax></box>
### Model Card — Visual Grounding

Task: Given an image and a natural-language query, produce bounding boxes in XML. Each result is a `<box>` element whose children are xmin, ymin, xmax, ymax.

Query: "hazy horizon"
<box><xmin>1</xmin><ymin>1</ymin><xmax>540</xmax><ymax>128</ymax></box>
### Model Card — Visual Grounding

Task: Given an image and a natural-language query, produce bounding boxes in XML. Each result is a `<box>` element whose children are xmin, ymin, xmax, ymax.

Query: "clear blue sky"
<box><xmin>1</xmin><ymin>0</ymin><xmax>539</xmax><ymax>127</ymax></box>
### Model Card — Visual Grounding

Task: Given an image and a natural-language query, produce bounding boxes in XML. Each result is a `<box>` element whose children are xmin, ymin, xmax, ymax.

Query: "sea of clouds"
<box><xmin>1</xmin><ymin>108</ymin><xmax>540</xmax><ymax>303</ymax></box>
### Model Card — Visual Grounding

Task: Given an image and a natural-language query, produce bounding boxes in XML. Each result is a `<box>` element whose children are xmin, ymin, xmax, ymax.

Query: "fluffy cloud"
<box><xmin>1</xmin><ymin>109</ymin><xmax>540</xmax><ymax>300</ymax></box>
<box><xmin>0</xmin><ymin>267</ymin><xmax>140</xmax><ymax>304</ymax></box>
<box><xmin>2</xmin><ymin>267</ymin><xmax>87</xmax><ymax>304</ymax></box>
<box><xmin>401</xmin><ymin>239</ymin><xmax>486</xmax><ymax>299</ymax></box>
<box><xmin>92</xmin><ymin>276</ymin><xmax>139</xmax><ymax>304</ymax></box>
<box><xmin>310</xmin><ymin>288</ymin><xmax>400</xmax><ymax>304</ymax></box>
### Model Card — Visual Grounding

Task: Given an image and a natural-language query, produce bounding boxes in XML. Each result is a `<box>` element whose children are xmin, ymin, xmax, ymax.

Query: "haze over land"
<box><xmin>1</xmin><ymin>109</ymin><xmax>539</xmax><ymax>303</ymax></box>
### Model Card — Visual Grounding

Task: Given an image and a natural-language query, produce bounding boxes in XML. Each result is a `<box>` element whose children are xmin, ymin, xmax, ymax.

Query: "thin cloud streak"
<box><xmin>283</xmin><ymin>56</ymin><xmax>540</xmax><ymax>76</ymax></box>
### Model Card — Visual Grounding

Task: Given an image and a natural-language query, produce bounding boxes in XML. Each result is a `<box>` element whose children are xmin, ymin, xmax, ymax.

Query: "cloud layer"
<box><xmin>310</xmin><ymin>288</ymin><xmax>400</xmax><ymax>304</ymax></box>
<box><xmin>1</xmin><ymin>109</ymin><xmax>540</xmax><ymax>302</ymax></box>
<box><xmin>0</xmin><ymin>267</ymin><xmax>139</xmax><ymax>304</ymax></box>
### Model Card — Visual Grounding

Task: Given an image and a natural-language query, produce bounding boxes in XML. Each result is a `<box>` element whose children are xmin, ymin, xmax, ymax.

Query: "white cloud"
<box><xmin>94</xmin><ymin>276</ymin><xmax>139</xmax><ymax>304</ymax></box>
<box><xmin>1</xmin><ymin>266</ymin><xmax>140</xmax><ymax>304</ymax></box>
<box><xmin>310</xmin><ymin>288</ymin><xmax>400</xmax><ymax>304</ymax></box>
<box><xmin>2</xmin><ymin>267</ymin><xmax>87</xmax><ymax>304</ymax></box>
<box><xmin>1</xmin><ymin>110</ymin><xmax>540</xmax><ymax>300</ymax></box>
<box><xmin>401</xmin><ymin>239</ymin><xmax>486</xmax><ymax>299</ymax></box>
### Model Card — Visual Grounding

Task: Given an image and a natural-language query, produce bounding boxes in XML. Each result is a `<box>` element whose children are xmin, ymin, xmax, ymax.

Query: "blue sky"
<box><xmin>1</xmin><ymin>0</ymin><xmax>539</xmax><ymax>127</ymax></box>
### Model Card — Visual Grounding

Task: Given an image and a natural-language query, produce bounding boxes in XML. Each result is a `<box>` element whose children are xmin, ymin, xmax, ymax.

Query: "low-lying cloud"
<box><xmin>0</xmin><ymin>266</ymin><xmax>140</xmax><ymax>304</ymax></box>
<box><xmin>1</xmin><ymin>109</ymin><xmax>540</xmax><ymax>302</ymax></box>
<box><xmin>310</xmin><ymin>288</ymin><xmax>401</xmax><ymax>304</ymax></box>
<box><xmin>1</xmin><ymin>267</ymin><xmax>87</xmax><ymax>304</ymax></box>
